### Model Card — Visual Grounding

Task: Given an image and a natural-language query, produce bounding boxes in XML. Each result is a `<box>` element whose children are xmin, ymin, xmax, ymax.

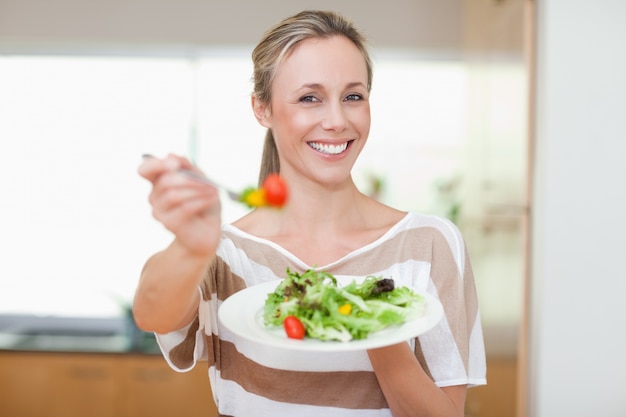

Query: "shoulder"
<box><xmin>399</xmin><ymin>212</ymin><xmax>463</xmax><ymax>240</ymax></box>
<box><xmin>397</xmin><ymin>212</ymin><xmax>467</xmax><ymax>264</ymax></box>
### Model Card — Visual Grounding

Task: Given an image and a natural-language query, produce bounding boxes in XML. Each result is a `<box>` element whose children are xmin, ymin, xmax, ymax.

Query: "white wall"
<box><xmin>529</xmin><ymin>0</ymin><xmax>626</xmax><ymax>416</ymax></box>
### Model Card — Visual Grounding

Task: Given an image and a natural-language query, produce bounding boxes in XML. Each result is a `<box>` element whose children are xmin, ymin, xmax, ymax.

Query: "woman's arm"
<box><xmin>367</xmin><ymin>342</ymin><xmax>466</xmax><ymax>417</ymax></box>
<box><xmin>133</xmin><ymin>240</ymin><xmax>211</xmax><ymax>333</ymax></box>
<box><xmin>132</xmin><ymin>154</ymin><xmax>222</xmax><ymax>334</ymax></box>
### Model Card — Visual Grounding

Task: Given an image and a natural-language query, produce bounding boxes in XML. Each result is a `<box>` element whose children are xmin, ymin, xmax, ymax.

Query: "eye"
<box><xmin>299</xmin><ymin>95</ymin><xmax>319</xmax><ymax>103</ymax></box>
<box><xmin>344</xmin><ymin>93</ymin><xmax>364</xmax><ymax>102</ymax></box>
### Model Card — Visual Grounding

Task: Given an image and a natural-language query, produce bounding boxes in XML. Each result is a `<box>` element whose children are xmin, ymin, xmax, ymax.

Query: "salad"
<box><xmin>263</xmin><ymin>268</ymin><xmax>425</xmax><ymax>342</ymax></box>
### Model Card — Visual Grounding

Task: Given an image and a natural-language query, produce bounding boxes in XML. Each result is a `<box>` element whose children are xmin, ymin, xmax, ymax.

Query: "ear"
<box><xmin>251</xmin><ymin>94</ymin><xmax>272</xmax><ymax>128</ymax></box>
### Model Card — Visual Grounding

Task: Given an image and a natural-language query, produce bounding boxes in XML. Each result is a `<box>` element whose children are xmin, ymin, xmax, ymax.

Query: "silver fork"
<box><xmin>142</xmin><ymin>154</ymin><xmax>242</xmax><ymax>202</ymax></box>
<box><xmin>177</xmin><ymin>168</ymin><xmax>241</xmax><ymax>202</ymax></box>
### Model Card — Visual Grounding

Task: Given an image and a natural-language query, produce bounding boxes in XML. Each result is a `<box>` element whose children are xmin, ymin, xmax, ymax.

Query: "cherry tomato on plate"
<box><xmin>262</xmin><ymin>173</ymin><xmax>288</xmax><ymax>207</ymax></box>
<box><xmin>283</xmin><ymin>315</ymin><xmax>306</xmax><ymax>339</ymax></box>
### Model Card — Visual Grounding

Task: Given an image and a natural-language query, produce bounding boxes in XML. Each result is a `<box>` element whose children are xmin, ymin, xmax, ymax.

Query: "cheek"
<box><xmin>351</xmin><ymin>106</ymin><xmax>371</xmax><ymax>132</ymax></box>
<box><xmin>277</xmin><ymin>108</ymin><xmax>318</xmax><ymax>133</ymax></box>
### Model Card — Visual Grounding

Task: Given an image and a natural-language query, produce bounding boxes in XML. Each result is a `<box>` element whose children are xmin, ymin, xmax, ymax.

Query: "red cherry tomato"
<box><xmin>262</xmin><ymin>174</ymin><xmax>288</xmax><ymax>207</ymax></box>
<box><xmin>283</xmin><ymin>315</ymin><xmax>306</xmax><ymax>339</ymax></box>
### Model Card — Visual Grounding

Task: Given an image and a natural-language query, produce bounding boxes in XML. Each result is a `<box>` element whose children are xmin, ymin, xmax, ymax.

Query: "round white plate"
<box><xmin>218</xmin><ymin>279</ymin><xmax>444</xmax><ymax>352</ymax></box>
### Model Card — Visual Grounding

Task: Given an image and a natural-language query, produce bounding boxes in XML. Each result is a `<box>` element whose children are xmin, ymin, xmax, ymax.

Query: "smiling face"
<box><xmin>254</xmin><ymin>35</ymin><xmax>371</xmax><ymax>188</ymax></box>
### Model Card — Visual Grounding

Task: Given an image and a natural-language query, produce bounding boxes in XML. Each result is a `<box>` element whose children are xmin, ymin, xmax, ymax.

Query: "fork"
<box><xmin>142</xmin><ymin>154</ymin><xmax>242</xmax><ymax>202</ymax></box>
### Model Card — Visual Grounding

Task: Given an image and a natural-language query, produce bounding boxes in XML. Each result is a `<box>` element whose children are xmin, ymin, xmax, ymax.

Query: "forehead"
<box><xmin>274</xmin><ymin>36</ymin><xmax>369</xmax><ymax>86</ymax></box>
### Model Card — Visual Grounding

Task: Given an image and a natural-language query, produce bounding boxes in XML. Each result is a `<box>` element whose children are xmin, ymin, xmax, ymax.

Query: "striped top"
<box><xmin>155</xmin><ymin>212</ymin><xmax>487</xmax><ymax>417</ymax></box>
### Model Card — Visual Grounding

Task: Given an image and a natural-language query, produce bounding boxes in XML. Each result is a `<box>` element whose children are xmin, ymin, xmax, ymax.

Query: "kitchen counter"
<box><xmin>0</xmin><ymin>313</ymin><xmax>160</xmax><ymax>354</ymax></box>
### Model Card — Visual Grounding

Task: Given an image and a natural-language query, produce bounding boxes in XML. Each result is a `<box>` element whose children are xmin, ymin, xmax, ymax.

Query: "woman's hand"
<box><xmin>138</xmin><ymin>153</ymin><xmax>222</xmax><ymax>258</ymax></box>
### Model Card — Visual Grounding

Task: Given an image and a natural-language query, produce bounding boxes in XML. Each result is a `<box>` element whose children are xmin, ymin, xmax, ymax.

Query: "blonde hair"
<box><xmin>251</xmin><ymin>10</ymin><xmax>373</xmax><ymax>185</ymax></box>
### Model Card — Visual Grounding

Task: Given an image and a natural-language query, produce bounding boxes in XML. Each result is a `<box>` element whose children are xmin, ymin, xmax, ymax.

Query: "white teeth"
<box><xmin>308</xmin><ymin>141</ymin><xmax>348</xmax><ymax>155</ymax></box>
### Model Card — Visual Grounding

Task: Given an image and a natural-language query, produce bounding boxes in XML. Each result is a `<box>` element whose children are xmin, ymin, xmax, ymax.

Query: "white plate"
<box><xmin>218</xmin><ymin>279</ymin><xmax>444</xmax><ymax>352</ymax></box>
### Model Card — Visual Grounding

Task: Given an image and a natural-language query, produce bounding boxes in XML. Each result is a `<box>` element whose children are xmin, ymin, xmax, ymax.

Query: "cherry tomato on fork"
<box><xmin>283</xmin><ymin>316</ymin><xmax>306</xmax><ymax>339</ymax></box>
<box><xmin>262</xmin><ymin>174</ymin><xmax>288</xmax><ymax>207</ymax></box>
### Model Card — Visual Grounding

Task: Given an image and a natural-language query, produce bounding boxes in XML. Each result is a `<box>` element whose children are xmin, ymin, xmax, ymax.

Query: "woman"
<box><xmin>135</xmin><ymin>10</ymin><xmax>486</xmax><ymax>417</ymax></box>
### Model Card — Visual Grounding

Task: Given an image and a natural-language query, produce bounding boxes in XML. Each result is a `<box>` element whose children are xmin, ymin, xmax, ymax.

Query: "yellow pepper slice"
<box><xmin>243</xmin><ymin>189</ymin><xmax>267</xmax><ymax>208</ymax></box>
<box><xmin>338</xmin><ymin>304</ymin><xmax>352</xmax><ymax>315</ymax></box>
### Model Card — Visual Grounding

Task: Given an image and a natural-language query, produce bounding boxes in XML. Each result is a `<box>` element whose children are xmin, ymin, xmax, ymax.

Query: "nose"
<box><xmin>320</xmin><ymin>101</ymin><xmax>348</xmax><ymax>132</ymax></box>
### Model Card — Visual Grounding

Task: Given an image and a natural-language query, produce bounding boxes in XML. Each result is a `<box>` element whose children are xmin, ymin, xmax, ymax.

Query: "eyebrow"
<box><xmin>301</xmin><ymin>81</ymin><xmax>367</xmax><ymax>90</ymax></box>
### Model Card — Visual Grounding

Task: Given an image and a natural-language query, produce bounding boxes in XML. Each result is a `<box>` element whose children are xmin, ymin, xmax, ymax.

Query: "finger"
<box><xmin>151</xmin><ymin>184</ymin><xmax>217</xmax><ymax>214</ymax></box>
<box><xmin>150</xmin><ymin>172</ymin><xmax>220</xmax><ymax>214</ymax></box>
<box><xmin>139</xmin><ymin>153</ymin><xmax>195</xmax><ymax>182</ymax></box>
<box><xmin>150</xmin><ymin>168</ymin><xmax>219</xmax><ymax>203</ymax></box>
<box><xmin>138</xmin><ymin>154</ymin><xmax>169</xmax><ymax>183</ymax></box>
<box><xmin>154</xmin><ymin>194</ymin><xmax>220</xmax><ymax>232</ymax></box>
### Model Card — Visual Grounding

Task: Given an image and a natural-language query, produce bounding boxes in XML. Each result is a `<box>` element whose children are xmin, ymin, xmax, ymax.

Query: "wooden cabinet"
<box><xmin>121</xmin><ymin>355</ymin><xmax>216</xmax><ymax>417</ymax></box>
<box><xmin>465</xmin><ymin>357</ymin><xmax>518</xmax><ymax>417</ymax></box>
<box><xmin>0</xmin><ymin>351</ymin><xmax>217</xmax><ymax>417</ymax></box>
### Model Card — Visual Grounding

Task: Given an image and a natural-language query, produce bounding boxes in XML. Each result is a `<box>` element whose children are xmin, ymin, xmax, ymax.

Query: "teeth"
<box><xmin>308</xmin><ymin>141</ymin><xmax>348</xmax><ymax>155</ymax></box>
